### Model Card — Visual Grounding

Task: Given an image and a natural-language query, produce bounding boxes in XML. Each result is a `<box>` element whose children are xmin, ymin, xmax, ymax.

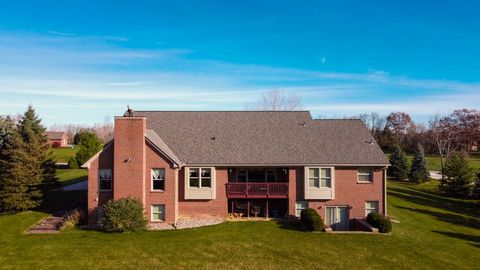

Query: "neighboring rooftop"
<box><xmin>132</xmin><ymin>111</ymin><xmax>389</xmax><ymax>166</ymax></box>
<box><xmin>44</xmin><ymin>131</ymin><xmax>67</xmax><ymax>140</ymax></box>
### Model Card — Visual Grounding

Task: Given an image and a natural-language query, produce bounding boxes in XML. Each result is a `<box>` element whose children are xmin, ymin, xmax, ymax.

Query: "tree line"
<box><xmin>366</xmin><ymin>109</ymin><xmax>480</xmax><ymax>198</ymax></box>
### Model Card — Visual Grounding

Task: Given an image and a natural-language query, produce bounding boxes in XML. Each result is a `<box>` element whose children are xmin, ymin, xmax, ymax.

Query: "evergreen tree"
<box><xmin>75</xmin><ymin>131</ymin><xmax>102</xmax><ymax>166</ymax></box>
<box><xmin>0</xmin><ymin>106</ymin><xmax>58</xmax><ymax>211</ymax></box>
<box><xmin>408</xmin><ymin>143</ymin><xmax>430</xmax><ymax>182</ymax></box>
<box><xmin>0</xmin><ymin>130</ymin><xmax>43</xmax><ymax>211</ymax></box>
<box><xmin>17</xmin><ymin>106</ymin><xmax>59</xmax><ymax>196</ymax></box>
<box><xmin>388</xmin><ymin>145</ymin><xmax>409</xmax><ymax>180</ymax></box>
<box><xmin>440</xmin><ymin>152</ymin><xmax>474</xmax><ymax>197</ymax></box>
<box><xmin>0</xmin><ymin>116</ymin><xmax>15</xmax><ymax>211</ymax></box>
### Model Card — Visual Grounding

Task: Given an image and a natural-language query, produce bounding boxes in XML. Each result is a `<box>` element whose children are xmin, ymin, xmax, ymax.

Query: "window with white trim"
<box><xmin>365</xmin><ymin>201</ymin><xmax>379</xmax><ymax>216</ymax></box>
<box><xmin>295</xmin><ymin>201</ymin><xmax>308</xmax><ymax>218</ymax></box>
<box><xmin>357</xmin><ymin>168</ymin><xmax>373</xmax><ymax>182</ymax></box>
<box><xmin>308</xmin><ymin>168</ymin><xmax>331</xmax><ymax>188</ymax></box>
<box><xmin>151</xmin><ymin>204</ymin><xmax>165</xmax><ymax>221</ymax></box>
<box><xmin>151</xmin><ymin>168</ymin><xmax>165</xmax><ymax>191</ymax></box>
<box><xmin>99</xmin><ymin>169</ymin><xmax>112</xmax><ymax>191</ymax></box>
<box><xmin>189</xmin><ymin>168</ymin><xmax>212</xmax><ymax>188</ymax></box>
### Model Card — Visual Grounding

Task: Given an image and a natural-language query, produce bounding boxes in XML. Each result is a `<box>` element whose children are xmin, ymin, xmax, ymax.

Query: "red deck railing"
<box><xmin>226</xmin><ymin>182</ymin><xmax>289</xmax><ymax>198</ymax></box>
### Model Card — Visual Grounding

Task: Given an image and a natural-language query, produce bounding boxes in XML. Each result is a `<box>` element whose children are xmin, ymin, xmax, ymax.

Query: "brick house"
<box><xmin>44</xmin><ymin>131</ymin><xmax>69</xmax><ymax>148</ymax></box>
<box><xmin>82</xmin><ymin>110</ymin><xmax>389</xmax><ymax>231</ymax></box>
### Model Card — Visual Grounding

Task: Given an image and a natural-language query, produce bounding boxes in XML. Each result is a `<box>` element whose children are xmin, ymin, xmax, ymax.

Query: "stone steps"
<box><xmin>26</xmin><ymin>211</ymin><xmax>66</xmax><ymax>234</ymax></box>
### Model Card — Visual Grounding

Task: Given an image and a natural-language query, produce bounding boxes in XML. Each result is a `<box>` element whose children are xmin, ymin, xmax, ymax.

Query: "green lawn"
<box><xmin>0</xmin><ymin>181</ymin><xmax>479</xmax><ymax>269</ymax></box>
<box><xmin>56</xmin><ymin>169</ymin><xmax>88</xmax><ymax>187</ymax></box>
<box><xmin>49</xmin><ymin>146</ymin><xmax>79</xmax><ymax>163</ymax></box>
<box><xmin>387</xmin><ymin>154</ymin><xmax>480</xmax><ymax>172</ymax></box>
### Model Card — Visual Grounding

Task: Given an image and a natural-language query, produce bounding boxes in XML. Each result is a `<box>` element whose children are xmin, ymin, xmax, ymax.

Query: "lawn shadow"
<box><xmin>40</xmin><ymin>190</ymin><xmax>87</xmax><ymax>215</ymax></box>
<box><xmin>274</xmin><ymin>220</ymin><xmax>305</xmax><ymax>232</ymax></box>
<box><xmin>388</xmin><ymin>185</ymin><xmax>480</xmax><ymax>218</ymax></box>
<box><xmin>432</xmin><ymin>230</ymin><xmax>480</xmax><ymax>248</ymax></box>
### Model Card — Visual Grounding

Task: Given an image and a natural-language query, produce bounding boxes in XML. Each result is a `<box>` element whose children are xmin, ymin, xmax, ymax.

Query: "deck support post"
<box><xmin>266</xmin><ymin>200</ymin><xmax>269</xmax><ymax>219</ymax></box>
<box><xmin>247</xmin><ymin>201</ymin><xmax>250</xmax><ymax>219</ymax></box>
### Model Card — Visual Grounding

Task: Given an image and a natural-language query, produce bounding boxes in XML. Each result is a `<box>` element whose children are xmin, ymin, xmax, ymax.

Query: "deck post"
<box><xmin>231</xmin><ymin>200</ymin><xmax>234</xmax><ymax>215</ymax></box>
<box><xmin>266</xmin><ymin>200</ymin><xmax>269</xmax><ymax>219</ymax></box>
<box><xmin>247</xmin><ymin>200</ymin><xmax>250</xmax><ymax>218</ymax></box>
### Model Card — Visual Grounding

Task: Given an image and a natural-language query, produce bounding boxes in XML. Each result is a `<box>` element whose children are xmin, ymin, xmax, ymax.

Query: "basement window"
<box><xmin>365</xmin><ymin>201</ymin><xmax>379</xmax><ymax>216</ymax></box>
<box><xmin>99</xmin><ymin>169</ymin><xmax>112</xmax><ymax>191</ymax></box>
<box><xmin>151</xmin><ymin>204</ymin><xmax>165</xmax><ymax>222</ymax></box>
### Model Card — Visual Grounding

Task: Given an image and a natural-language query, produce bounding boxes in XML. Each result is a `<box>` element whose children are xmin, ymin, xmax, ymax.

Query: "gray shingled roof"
<box><xmin>133</xmin><ymin>111</ymin><xmax>389</xmax><ymax>166</ymax></box>
<box><xmin>146</xmin><ymin>129</ymin><xmax>183</xmax><ymax>167</ymax></box>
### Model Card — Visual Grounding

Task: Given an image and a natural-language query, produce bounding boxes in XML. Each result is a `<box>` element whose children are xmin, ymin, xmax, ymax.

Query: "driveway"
<box><xmin>430</xmin><ymin>171</ymin><xmax>442</xmax><ymax>180</ymax></box>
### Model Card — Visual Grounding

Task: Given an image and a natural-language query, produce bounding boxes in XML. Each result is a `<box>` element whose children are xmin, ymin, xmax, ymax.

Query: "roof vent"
<box><xmin>365</xmin><ymin>139</ymin><xmax>373</xmax><ymax>145</ymax></box>
<box><xmin>211</xmin><ymin>136</ymin><xmax>216</xmax><ymax>141</ymax></box>
<box><xmin>299</xmin><ymin>121</ymin><xmax>307</xmax><ymax>127</ymax></box>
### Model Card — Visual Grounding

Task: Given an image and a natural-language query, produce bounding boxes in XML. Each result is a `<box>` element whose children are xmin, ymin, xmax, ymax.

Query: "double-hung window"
<box><xmin>151</xmin><ymin>168</ymin><xmax>165</xmax><ymax>191</ymax></box>
<box><xmin>99</xmin><ymin>169</ymin><xmax>112</xmax><ymax>191</ymax></box>
<box><xmin>365</xmin><ymin>201</ymin><xmax>379</xmax><ymax>216</ymax></box>
<box><xmin>308</xmin><ymin>168</ymin><xmax>331</xmax><ymax>188</ymax></box>
<box><xmin>357</xmin><ymin>168</ymin><xmax>373</xmax><ymax>182</ymax></box>
<box><xmin>189</xmin><ymin>168</ymin><xmax>212</xmax><ymax>188</ymax></box>
<box><xmin>151</xmin><ymin>204</ymin><xmax>165</xmax><ymax>221</ymax></box>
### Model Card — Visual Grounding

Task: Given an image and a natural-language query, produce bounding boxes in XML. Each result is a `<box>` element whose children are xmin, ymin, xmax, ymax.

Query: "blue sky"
<box><xmin>0</xmin><ymin>0</ymin><xmax>479</xmax><ymax>126</ymax></box>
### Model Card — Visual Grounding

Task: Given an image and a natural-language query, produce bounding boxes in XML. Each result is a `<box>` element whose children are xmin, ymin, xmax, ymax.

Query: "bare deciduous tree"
<box><xmin>359</xmin><ymin>112</ymin><xmax>385</xmax><ymax>134</ymax></box>
<box><xmin>429</xmin><ymin>114</ymin><xmax>457</xmax><ymax>182</ymax></box>
<box><xmin>254</xmin><ymin>90</ymin><xmax>303</xmax><ymax>111</ymax></box>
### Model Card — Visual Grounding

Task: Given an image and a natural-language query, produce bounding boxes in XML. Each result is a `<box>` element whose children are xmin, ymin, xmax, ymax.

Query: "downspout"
<box><xmin>384</xmin><ymin>167</ymin><xmax>388</xmax><ymax>216</ymax></box>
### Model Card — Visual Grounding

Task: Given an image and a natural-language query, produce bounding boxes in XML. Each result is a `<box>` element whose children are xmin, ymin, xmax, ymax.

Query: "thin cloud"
<box><xmin>0</xmin><ymin>31</ymin><xmax>479</xmax><ymax>125</ymax></box>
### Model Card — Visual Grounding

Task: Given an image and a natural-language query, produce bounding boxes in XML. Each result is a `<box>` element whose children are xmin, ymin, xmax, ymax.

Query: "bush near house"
<box><xmin>300</xmin><ymin>208</ymin><xmax>324</xmax><ymax>231</ymax></box>
<box><xmin>99</xmin><ymin>198</ymin><xmax>147</xmax><ymax>233</ymax></box>
<box><xmin>366</xmin><ymin>212</ymin><xmax>392</xmax><ymax>233</ymax></box>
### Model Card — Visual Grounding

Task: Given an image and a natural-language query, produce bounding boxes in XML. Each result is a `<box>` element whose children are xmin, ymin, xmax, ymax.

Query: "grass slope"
<box><xmin>0</xmin><ymin>181</ymin><xmax>479</xmax><ymax>269</ymax></box>
<box><xmin>56</xmin><ymin>169</ymin><xmax>88</xmax><ymax>187</ymax></box>
<box><xmin>49</xmin><ymin>146</ymin><xmax>79</xmax><ymax>163</ymax></box>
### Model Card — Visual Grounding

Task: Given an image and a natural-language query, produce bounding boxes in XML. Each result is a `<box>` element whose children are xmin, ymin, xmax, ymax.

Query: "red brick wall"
<box><xmin>178</xmin><ymin>167</ymin><xmax>228</xmax><ymax>218</ymax></box>
<box><xmin>113</xmin><ymin>117</ymin><xmax>146</xmax><ymax>204</ymax></box>
<box><xmin>144</xmin><ymin>142</ymin><xmax>178</xmax><ymax>224</ymax></box>
<box><xmin>87</xmin><ymin>143</ymin><xmax>114</xmax><ymax>226</ymax></box>
<box><xmin>298</xmin><ymin>167</ymin><xmax>386</xmax><ymax>220</ymax></box>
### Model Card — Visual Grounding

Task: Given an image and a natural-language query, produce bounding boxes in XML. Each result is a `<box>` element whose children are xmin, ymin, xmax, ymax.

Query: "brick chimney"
<box><xmin>113</xmin><ymin>116</ymin><xmax>147</xmax><ymax>205</ymax></box>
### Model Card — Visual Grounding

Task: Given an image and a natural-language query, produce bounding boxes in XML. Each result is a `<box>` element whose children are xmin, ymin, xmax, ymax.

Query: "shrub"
<box><xmin>68</xmin><ymin>157</ymin><xmax>79</xmax><ymax>169</ymax></box>
<box><xmin>52</xmin><ymin>141</ymin><xmax>61</xmax><ymax>148</ymax></box>
<box><xmin>366</xmin><ymin>213</ymin><xmax>392</xmax><ymax>233</ymax></box>
<box><xmin>61</xmin><ymin>208</ymin><xmax>86</xmax><ymax>230</ymax></box>
<box><xmin>300</xmin><ymin>208</ymin><xmax>324</xmax><ymax>231</ymax></box>
<box><xmin>99</xmin><ymin>198</ymin><xmax>147</xmax><ymax>232</ymax></box>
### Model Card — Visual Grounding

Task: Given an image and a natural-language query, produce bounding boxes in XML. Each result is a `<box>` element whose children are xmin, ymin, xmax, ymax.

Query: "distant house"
<box><xmin>82</xmin><ymin>110</ymin><xmax>389</xmax><ymax>231</ymax></box>
<box><xmin>44</xmin><ymin>131</ymin><xmax>69</xmax><ymax>148</ymax></box>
